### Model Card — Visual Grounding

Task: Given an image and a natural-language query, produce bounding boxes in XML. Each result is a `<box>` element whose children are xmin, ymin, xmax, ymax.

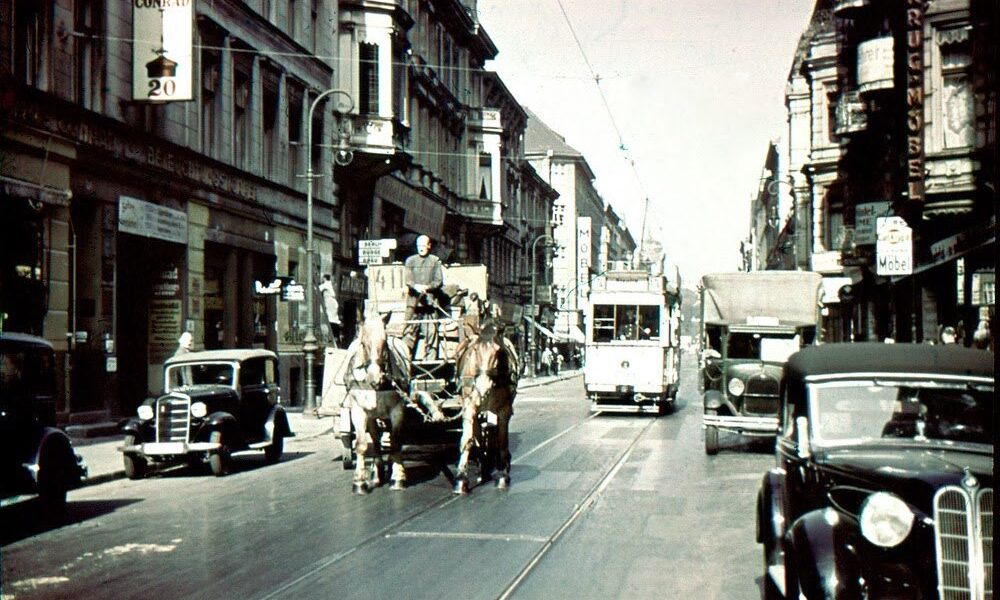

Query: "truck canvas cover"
<box><xmin>701</xmin><ymin>272</ymin><xmax>822</xmax><ymax>326</ymax></box>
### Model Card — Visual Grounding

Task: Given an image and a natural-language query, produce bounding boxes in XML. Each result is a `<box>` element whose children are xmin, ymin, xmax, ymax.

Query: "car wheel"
<box><xmin>264</xmin><ymin>432</ymin><xmax>284</xmax><ymax>464</ymax></box>
<box><xmin>705</xmin><ymin>410</ymin><xmax>719</xmax><ymax>455</ymax></box>
<box><xmin>122</xmin><ymin>435</ymin><xmax>148</xmax><ymax>480</ymax></box>
<box><xmin>209</xmin><ymin>431</ymin><xmax>231</xmax><ymax>476</ymax></box>
<box><xmin>37</xmin><ymin>449</ymin><xmax>70</xmax><ymax>516</ymax></box>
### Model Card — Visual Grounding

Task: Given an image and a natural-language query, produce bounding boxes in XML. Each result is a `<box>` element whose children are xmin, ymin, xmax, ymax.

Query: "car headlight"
<box><xmin>137</xmin><ymin>405</ymin><xmax>154</xmax><ymax>421</ymax></box>
<box><xmin>860</xmin><ymin>492</ymin><xmax>914</xmax><ymax>547</ymax></box>
<box><xmin>190</xmin><ymin>402</ymin><xmax>207</xmax><ymax>418</ymax></box>
<box><xmin>727</xmin><ymin>377</ymin><xmax>745</xmax><ymax>396</ymax></box>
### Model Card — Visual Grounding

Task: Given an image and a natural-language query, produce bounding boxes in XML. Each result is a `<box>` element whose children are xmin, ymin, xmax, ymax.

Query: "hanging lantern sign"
<box><xmin>132</xmin><ymin>0</ymin><xmax>194</xmax><ymax>102</ymax></box>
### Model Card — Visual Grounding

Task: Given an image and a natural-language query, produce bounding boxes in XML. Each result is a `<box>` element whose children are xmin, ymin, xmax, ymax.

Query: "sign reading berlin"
<box><xmin>132</xmin><ymin>0</ymin><xmax>193</xmax><ymax>102</ymax></box>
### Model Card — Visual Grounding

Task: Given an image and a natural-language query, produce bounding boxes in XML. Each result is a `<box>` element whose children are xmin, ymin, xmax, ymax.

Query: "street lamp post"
<box><xmin>303</xmin><ymin>88</ymin><xmax>353</xmax><ymax>415</ymax></box>
<box><xmin>529</xmin><ymin>234</ymin><xmax>552</xmax><ymax>377</ymax></box>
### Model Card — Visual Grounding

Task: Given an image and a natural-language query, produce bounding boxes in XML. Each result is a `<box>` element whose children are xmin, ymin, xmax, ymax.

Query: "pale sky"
<box><xmin>477</xmin><ymin>0</ymin><xmax>815</xmax><ymax>283</ymax></box>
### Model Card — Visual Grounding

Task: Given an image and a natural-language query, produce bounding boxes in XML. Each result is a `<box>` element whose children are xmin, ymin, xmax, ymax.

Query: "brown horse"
<box><xmin>453</xmin><ymin>318</ymin><xmax>519</xmax><ymax>494</ymax></box>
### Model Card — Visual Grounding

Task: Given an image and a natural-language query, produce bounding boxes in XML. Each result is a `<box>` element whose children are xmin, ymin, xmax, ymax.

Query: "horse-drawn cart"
<box><xmin>333</xmin><ymin>263</ymin><xmax>513</xmax><ymax>493</ymax></box>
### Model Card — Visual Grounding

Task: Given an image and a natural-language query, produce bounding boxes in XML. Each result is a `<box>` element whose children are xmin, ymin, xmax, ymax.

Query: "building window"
<box><xmin>288</xmin><ymin>83</ymin><xmax>304</xmax><ymax>185</ymax></box>
<box><xmin>359</xmin><ymin>42</ymin><xmax>379</xmax><ymax>115</ymax></box>
<box><xmin>392</xmin><ymin>40</ymin><xmax>407</xmax><ymax>123</ymax></box>
<box><xmin>233</xmin><ymin>52</ymin><xmax>253</xmax><ymax>171</ymax></box>
<box><xmin>14</xmin><ymin>1</ymin><xmax>47</xmax><ymax>87</ymax></box>
<box><xmin>262</xmin><ymin>68</ymin><xmax>281</xmax><ymax>178</ymax></box>
<box><xmin>479</xmin><ymin>153</ymin><xmax>492</xmax><ymax>200</ymax></box>
<box><xmin>201</xmin><ymin>47</ymin><xmax>221</xmax><ymax>157</ymax></box>
<box><xmin>74</xmin><ymin>0</ymin><xmax>105</xmax><ymax>110</ymax></box>
<box><xmin>938</xmin><ymin>30</ymin><xmax>973</xmax><ymax>149</ymax></box>
<box><xmin>310</xmin><ymin>0</ymin><xmax>319</xmax><ymax>51</ymax></box>
<box><xmin>287</xmin><ymin>0</ymin><xmax>297</xmax><ymax>38</ymax></box>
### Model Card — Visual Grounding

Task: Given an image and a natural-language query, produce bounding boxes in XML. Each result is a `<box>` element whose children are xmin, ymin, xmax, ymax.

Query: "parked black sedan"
<box><xmin>1</xmin><ymin>333</ymin><xmax>87</xmax><ymax>512</ymax></box>
<box><xmin>119</xmin><ymin>349</ymin><xmax>292</xmax><ymax>478</ymax></box>
<box><xmin>757</xmin><ymin>342</ymin><xmax>993</xmax><ymax>600</ymax></box>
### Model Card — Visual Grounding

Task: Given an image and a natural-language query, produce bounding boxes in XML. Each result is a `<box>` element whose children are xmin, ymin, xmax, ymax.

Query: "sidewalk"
<box><xmin>69</xmin><ymin>369</ymin><xmax>581</xmax><ymax>488</ymax></box>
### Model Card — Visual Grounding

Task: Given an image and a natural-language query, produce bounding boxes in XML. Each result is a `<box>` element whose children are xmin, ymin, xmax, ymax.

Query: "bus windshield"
<box><xmin>593</xmin><ymin>304</ymin><xmax>660</xmax><ymax>342</ymax></box>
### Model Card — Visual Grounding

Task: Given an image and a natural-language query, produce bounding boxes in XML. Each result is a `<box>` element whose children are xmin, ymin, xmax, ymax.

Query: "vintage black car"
<box><xmin>1</xmin><ymin>333</ymin><xmax>87</xmax><ymax>511</ymax></box>
<box><xmin>119</xmin><ymin>349</ymin><xmax>292</xmax><ymax>478</ymax></box>
<box><xmin>757</xmin><ymin>343</ymin><xmax>993</xmax><ymax>600</ymax></box>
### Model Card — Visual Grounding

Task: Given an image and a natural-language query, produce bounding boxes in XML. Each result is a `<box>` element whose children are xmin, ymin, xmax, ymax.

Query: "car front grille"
<box><xmin>742</xmin><ymin>375</ymin><xmax>779</xmax><ymax>415</ymax></box>
<box><xmin>934</xmin><ymin>486</ymin><xmax>993</xmax><ymax>600</ymax></box>
<box><xmin>155</xmin><ymin>395</ymin><xmax>191</xmax><ymax>443</ymax></box>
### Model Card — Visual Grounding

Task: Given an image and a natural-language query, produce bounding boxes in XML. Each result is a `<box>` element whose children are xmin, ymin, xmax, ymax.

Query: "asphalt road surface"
<box><xmin>2</xmin><ymin>354</ymin><xmax>775</xmax><ymax>599</ymax></box>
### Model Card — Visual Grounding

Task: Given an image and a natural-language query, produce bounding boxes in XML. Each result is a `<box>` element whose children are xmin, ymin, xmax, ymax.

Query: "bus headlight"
<box><xmin>727</xmin><ymin>378</ymin><xmax>745</xmax><ymax>396</ymax></box>
<box><xmin>190</xmin><ymin>402</ymin><xmax>208</xmax><ymax>418</ymax></box>
<box><xmin>860</xmin><ymin>492</ymin><xmax>913</xmax><ymax>547</ymax></box>
<box><xmin>137</xmin><ymin>405</ymin><xmax>154</xmax><ymax>421</ymax></box>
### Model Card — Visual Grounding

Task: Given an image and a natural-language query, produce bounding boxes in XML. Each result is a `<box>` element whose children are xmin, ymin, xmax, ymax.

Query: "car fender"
<box><xmin>200</xmin><ymin>412</ymin><xmax>241</xmax><ymax>443</ymax></box>
<box><xmin>757</xmin><ymin>469</ymin><xmax>786</xmax><ymax>547</ymax></box>
<box><xmin>31</xmin><ymin>428</ymin><xmax>82</xmax><ymax>486</ymax></box>
<box><xmin>120</xmin><ymin>417</ymin><xmax>146</xmax><ymax>440</ymax></box>
<box><xmin>787</xmin><ymin>509</ymin><xmax>862</xmax><ymax>599</ymax></box>
<box><xmin>265</xmin><ymin>406</ymin><xmax>292</xmax><ymax>440</ymax></box>
<box><xmin>703</xmin><ymin>389</ymin><xmax>731</xmax><ymax>413</ymax></box>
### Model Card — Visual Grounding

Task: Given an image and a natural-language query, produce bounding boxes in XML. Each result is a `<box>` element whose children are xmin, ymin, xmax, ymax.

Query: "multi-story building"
<box><xmin>773</xmin><ymin>0</ymin><xmax>996</xmax><ymax>346</ymax></box>
<box><xmin>525</xmin><ymin>109</ymin><xmax>609</xmax><ymax>348</ymax></box>
<box><xmin>748</xmin><ymin>142</ymin><xmax>782</xmax><ymax>272</ymax></box>
<box><xmin>1</xmin><ymin>0</ymin><xmax>352</xmax><ymax>422</ymax></box>
<box><xmin>0</xmin><ymin>0</ymin><xmax>560</xmax><ymax>427</ymax></box>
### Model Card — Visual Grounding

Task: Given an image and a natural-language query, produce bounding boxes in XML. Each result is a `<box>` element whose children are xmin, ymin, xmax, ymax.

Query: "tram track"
<box><xmin>256</xmin><ymin>409</ymin><xmax>611</xmax><ymax>600</ymax></box>
<box><xmin>496</xmin><ymin>413</ymin><xmax>658</xmax><ymax>600</ymax></box>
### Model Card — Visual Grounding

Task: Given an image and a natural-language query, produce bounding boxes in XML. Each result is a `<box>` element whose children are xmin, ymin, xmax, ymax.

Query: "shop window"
<box><xmin>74</xmin><ymin>0</ymin><xmax>104</xmax><ymax>111</ymax></box>
<box><xmin>359</xmin><ymin>42</ymin><xmax>379</xmax><ymax>115</ymax></box>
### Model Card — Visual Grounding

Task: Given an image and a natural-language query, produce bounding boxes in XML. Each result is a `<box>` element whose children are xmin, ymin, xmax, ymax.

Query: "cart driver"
<box><xmin>403</xmin><ymin>235</ymin><xmax>444</xmax><ymax>355</ymax></box>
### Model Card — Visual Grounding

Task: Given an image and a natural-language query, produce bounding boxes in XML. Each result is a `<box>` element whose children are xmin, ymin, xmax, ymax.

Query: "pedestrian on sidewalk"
<box><xmin>554</xmin><ymin>351</ymin><xmax>564</xmax><ymax>375</ymax></box>
<box><xmin>319</xmin><ymin>274</ymin><xmax>342</xmax><ymax>347</ymax></box>
<box><xmin>540</xmin><ymin>346</ymin><xmax>552</xmax><ymax>376</ymax></box>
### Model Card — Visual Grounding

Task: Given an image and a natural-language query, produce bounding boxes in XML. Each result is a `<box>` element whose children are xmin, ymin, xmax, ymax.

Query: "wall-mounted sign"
<box><xmin>577</xmin><ymin>217</ymin><xmax>592</xmax><ymax>301</ymax></box>
<box><xmin>876</xmin><ymin>216</ymin><xmax>913</xmax><ymax>276</ymax></box>
<box><xmin>905</xmin><ymin>0</ymin><xmax>925</xmax><ymax>203</ymax></box>
<box><xmin>132</xmin><ymin>0</ymin><xmax>193</xmax><ymax>101</ymax></box>
<box><xmin>854</xmin><ymin>201</ymin><xmax>892</xmax><ymax>246</ymax></box>
<box><xmin>357</xmin><ymin>238</ymin><xmax>397</xmax><ymax>266</ymax></box>
<box><xmin>857</xmin><ymin>36</ymin><xmax>894</xmax><ymax>93</ymax></box>
<box><xmin>118</xmin><ymin>196</ymin><xmax>187</xmax><ymax>244</ymax></box>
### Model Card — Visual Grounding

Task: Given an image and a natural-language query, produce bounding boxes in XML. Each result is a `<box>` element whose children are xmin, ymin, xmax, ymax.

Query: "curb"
<box><xmin>518</xmin><ymin>371</ymin><xmax>582</xmax><ymax>390</ymax></box>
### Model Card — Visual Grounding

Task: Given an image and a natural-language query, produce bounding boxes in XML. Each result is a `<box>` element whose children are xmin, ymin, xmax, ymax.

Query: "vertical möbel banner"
<box><xmin>132</xmin><ymin>0</ymin><xmax>194</xmax><ymax>102</ymax></box>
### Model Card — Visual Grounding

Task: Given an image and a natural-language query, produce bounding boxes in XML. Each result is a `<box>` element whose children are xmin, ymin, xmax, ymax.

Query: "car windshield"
<box><xmin>810</xmin><ymin>380</ymin><xmax>993</xmax><ymax>446</ymax></box>
<box><xmin>727</xmin><ymin>332</ymin><xmax>800</xmax><ymax>362</ymax></box>
<box><xmin>165</xmin><ymin>362</ymin><xmax>235</xmax><ymax>390</ymax></box>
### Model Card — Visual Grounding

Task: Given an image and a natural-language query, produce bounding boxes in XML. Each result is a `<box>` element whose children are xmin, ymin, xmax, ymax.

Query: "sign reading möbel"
<box><xmin>132</xmin><ymin>0</ymin><xmax>193</xmax><ymax>102</ymax></box>
<box><xmin>876</xmin><ymin>216</ymin><xmax>913</xmax><ymax>276</ymax></box>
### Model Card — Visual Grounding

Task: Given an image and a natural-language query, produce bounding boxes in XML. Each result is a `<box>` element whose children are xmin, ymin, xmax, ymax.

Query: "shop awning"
<box><xmin>524</xmin><ymin>316</ymin><xmax>575</xmax><ymax>343</ymax></box>
<box><xmin>1</xmin><ymin>175</ymin><xmax>72</xmax><ymax>207</ymax></box>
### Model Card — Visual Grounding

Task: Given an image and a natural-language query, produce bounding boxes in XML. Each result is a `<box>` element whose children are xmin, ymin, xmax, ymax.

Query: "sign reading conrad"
<box><xmin>132</xmin><ymin>0</ymin><xmax>193</xmax><ymax>102</ymax></box>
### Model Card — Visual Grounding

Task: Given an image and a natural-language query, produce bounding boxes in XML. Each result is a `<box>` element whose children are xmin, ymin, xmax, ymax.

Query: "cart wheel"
<box><xmin>123</xmin><ymin>435</ymin><xmax>148</xmax><ymax>480</ymax></box>
<box><xmin>705</xmin><ymin>410</ymin><xmax>719</xmax><ymax>455</ymax></box>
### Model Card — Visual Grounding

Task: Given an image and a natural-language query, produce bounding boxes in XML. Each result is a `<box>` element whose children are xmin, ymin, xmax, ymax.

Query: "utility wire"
<box><xmin>552</xmin><ymin>0</ymin><xmax>651</xmax><ymax>233</ymax></box>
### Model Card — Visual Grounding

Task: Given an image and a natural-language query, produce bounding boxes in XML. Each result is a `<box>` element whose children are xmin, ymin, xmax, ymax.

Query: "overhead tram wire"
<box><xmin>553</xmin><ymin>0</ymin><xmax>651</xmax><ymax>205</ymax></box>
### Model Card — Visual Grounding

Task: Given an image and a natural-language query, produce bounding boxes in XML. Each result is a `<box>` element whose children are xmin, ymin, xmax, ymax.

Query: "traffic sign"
<box><xmin>876</xmin><ymin>216</ymin><xmax>912</xmax><ymax>276</ymax></box>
